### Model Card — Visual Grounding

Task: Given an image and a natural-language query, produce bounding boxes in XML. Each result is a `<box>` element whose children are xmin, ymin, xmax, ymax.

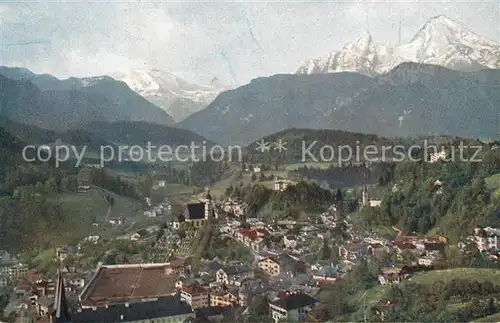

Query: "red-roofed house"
<box><xmin>235</xmin><ymin>229</ymin><xmax>265</xmax><ymax>252</ymax></box>
<box><xmin>235</xmin><ymin>229</ymin><xmax>260</xmax><ymax>241</ymax></box>
<box><xmin>27</xmin><ymin>270</ymin><xmax>44</xmax><ymax>284</ymax></box>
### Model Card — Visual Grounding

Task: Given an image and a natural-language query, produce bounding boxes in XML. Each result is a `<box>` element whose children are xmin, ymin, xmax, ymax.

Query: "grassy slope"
<box><xmin>154</xmin><ymin>183</ymin><xmax>199</xmax><ymax>196</ymax></box>
<box><xmin>347</xmin><ymin>268</ymin><xmax>500</xmax><ymax>320</ymax></box>
<box><xmin>24</xmin><ymin>188</ymin><xmax>146</xmax><ymax>271</ymax></box>
<box><xmin>473</xmin><ymin>312</ymin><xmax>500</xmax><ymax>322</ymax></box>
<box><xmin>486</xmin><ymin>173</ymin><xmax>500</xmax><ymax>201</ymax></box>
<box><xmin>48</xmin><ymin>189</ymin><xmax>143</xmax><ymax>242</ymax></box>
<box><xmin>409</xmin><ymin>268</ymin><xmax>500</xmax><ymax>284</ymax></box>
<box><xmin>486</xmin><ymin>173</ymin><xmax>500</xmax><ymax>190</ymax></box>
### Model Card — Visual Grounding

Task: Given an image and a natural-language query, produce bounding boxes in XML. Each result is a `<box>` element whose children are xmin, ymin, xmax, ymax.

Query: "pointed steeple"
<box><xmin>204</xmin><ymin>189</ymin><xmax>215</xmax><ymax>219</ymax></box>
<box><xmin>335</xmin><ymin>189</ymin><xmax>343</xmax><ymax>202</ymax></box>
<box><xmin>361</xmin><ymin>185</ymin><xmax>369</xmax><ymax>207</ymax></box>
<box><xmin>52</xmin><ymin>269</ymin><xmax>71</xmax><ymax>323</ymax></box>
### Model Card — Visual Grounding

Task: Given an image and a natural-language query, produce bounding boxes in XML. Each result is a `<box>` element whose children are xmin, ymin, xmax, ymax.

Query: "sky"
<box><xmin>0</xmin><ymin>1</ymin><xmax>498</xmax><ymax>86</ymax></box>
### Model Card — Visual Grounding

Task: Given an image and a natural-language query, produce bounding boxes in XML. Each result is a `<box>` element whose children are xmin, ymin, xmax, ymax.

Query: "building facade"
<box><xmin>269</xmin><ymin>293</ymin><xmax>318</xmax><ymax>323</ymax></box>
<box><xmin>180</xmin><ymin>285</ymin><xmax>209</xmax><ymax>309</ymax></box>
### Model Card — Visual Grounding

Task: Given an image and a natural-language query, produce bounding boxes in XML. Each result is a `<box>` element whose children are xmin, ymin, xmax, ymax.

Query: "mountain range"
<box><xmin>3</xmin><ymin>15</ymin><xmax>500</xmax><ymax>148</ymax></box>
<box><xmin>0</xmin><ymin>67</ymin><xmax>174</xmax><ymax>131</ymax></box>
<box><xmin>296</xmin><ymin>15</ymin><xmax>500</xmax><ymax>76</ymax></box>
<box><xmin>111</xmin><ymin>69</ymin><xmax>227</xmax><ymax>122</ymax></box>
<box><xmin>179</xmin><ymin>16</ymin><xmax>500</xmax><ymax>145</ymax></box>
<box><xmin>179</xmin><ymin>62</ymin><xmax>500</xmax><ymax>146</ymax></box>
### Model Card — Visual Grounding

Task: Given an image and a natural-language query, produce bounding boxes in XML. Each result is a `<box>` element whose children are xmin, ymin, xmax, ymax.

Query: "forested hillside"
<box><xmin>357</xmin><ymin>143</ymin><xmax>500</xmax><ymax>241</ymax></box>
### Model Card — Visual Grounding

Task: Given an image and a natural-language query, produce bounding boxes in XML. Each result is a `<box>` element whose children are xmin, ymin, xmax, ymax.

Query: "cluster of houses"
<box><xmin>337</xmin><ymin>232</ymin><xmax>448</xmax><ymax>269</ymax></box>
<box><xmin>152</xmin><ymin>180</ymin><xmax>167</xmax><ymax>190</ymax></box>
<box><xmin>181</xmin><ymin>207</ymin><xmax>450</xmax><ymax>322</ymax></box>
<box><xmin>3</xmin><ymin>255</ymin><xmax>319</xmax><ymax>323</ymax></box>
<box><xmin>218</xmin><ymin>196</ymin><xmax>450</xmax><ymax>284</ymax></box>
<box><xmin>459</xmin><ymin>227</ymin><xmax>500</xmax><ymax>260</ymax></box>
<box><xmin>0</xmin><ymin>252</ymin><xmax>28</xmax><ymax>289</ymax></box>
<box><xmin>3</xmin><ymin>178</ymin><xmax>489</xmax><ymax>323</ymax></box>
<box><xmin>221</xmin><ymin>197</ymin><xmax>247</xmax><ymax>217</ymax></box>
<box><xmin>2</xmin><ymin>266</ymin><xmax>88</xmax><ymax>320</ymax></box>
<box><xmin>173</xmin><ymin>256</ymin><xmax>320</xmax><ymax>323</ymax></box>
<box><xmin>143</xmin><ymin>197</ymin><xmax>171</xmax><ymax>218</ymax></box>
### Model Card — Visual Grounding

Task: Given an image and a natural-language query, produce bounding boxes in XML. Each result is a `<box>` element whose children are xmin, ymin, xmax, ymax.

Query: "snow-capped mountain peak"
<box><xmin>296</xmin><ymin>15</ymin><xmax>500</xmax><ymax>76</ymax></box>
<box><xmin>111</xmin><ymin>69</ymin><xmax>228</xmax><ymax>122</ymax></box>
<box><xmin>420</xmin><ymin>14</ymin><xmax>463</xmax><ymax>30</ymax></box>
<box><xmin>112</xmin><ymin>69</ymin><xmax>187</xmax><ymax>96</ymax></box>
<box><xmin>352</xmin><ymin>30</ymin><xmax>373</xmax><ymax>48</ymax></box>
<box><xmin>410</xmin><ymin>15</ymin><xmax>476</xmax><ymax>51</ymax></box>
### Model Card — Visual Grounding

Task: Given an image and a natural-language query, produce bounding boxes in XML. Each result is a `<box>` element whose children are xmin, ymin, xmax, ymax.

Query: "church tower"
<box><xmin>204</xmin><ymin>189</ymin><xmax>216</xmax><ymax>219</ymax></box>
<box><xmin>362</xmin><ymin>185</ymin><xmax>369</xmax><ymax>207</ymax></box>
<box><xmin>335</xmin><ymin>189</ymin><xmax>343</xmax><ymax>219</ymax></box>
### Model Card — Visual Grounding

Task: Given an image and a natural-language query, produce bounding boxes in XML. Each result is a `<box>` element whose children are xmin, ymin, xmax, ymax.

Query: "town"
<box><xmin>1</xmin><ymin>6</ymin><xmax>500</xmax><ymax>321</ymax></box>
<box><xmin>2</xmin><ymin>167</ymin><xmax>500</xmax><ymax>323</ymax></box>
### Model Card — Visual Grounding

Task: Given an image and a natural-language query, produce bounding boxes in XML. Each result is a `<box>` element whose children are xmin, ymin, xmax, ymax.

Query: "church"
<box><xmin>172</xmin><ymin>190</ymin><xmax>216</xmax><ymax>230</ymax></box>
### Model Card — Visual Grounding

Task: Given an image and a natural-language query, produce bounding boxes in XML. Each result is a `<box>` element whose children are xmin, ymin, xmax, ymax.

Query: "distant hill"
<box><xmin>243</xmin><ymin>127</ymin><xmax>462</xmax><ymax>164</ymax></box>
<box><xmin>0</xmin><ymin>67</ymin><xmax>174</xmax><ymax>131</ymax></box>
<box><xmin>0</xmin><ymin>119</ymin><xmax>119</xmax><ymax>160</ymax></box>
<box><xmin>0</xmin><ymin>119</ymin><xmax>217</xmax><ymax>169</ymax></box>
<box><xmin>85</xmin><ymin>121</ymin><xmax>217</xmax><ymax>147</ymax></box>
<box><xmin>179</xmin><ymin>72</ymin><xmax>372</xmax><ymax>146</ymax></box>
<box><xmin>0</xmin><ymin>119</ymin><xmax>55</xmax><ymax>144</ymax></box>
<box><xmin>179</xmin><ymin>63</ymin><xmax>500</xmax><ymax>146</ymax></box>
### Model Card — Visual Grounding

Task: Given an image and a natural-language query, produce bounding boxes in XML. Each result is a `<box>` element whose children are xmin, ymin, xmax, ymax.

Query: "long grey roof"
<box><xmin>69</xmin><ymin>296</ymin><xmax>193</xmax><ymax>322</ymax></box>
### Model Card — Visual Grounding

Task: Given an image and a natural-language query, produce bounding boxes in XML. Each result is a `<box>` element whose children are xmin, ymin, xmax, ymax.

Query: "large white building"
<box><xmin>269</xmin><ymin>293</ymin><xmax>318</xmax><ymax>323</ymax></box>
<box><xmin>474</xmin><ymin>227</ymin><xmax>500</xmax><ymax>251</ymax></box>
<box><xmin>0</xmin><ymin>252</ymin><xmax>27</xmax><ymax>287</ymax></box>
<box><xmin>274</xmin><ymin>179</ymin><xmax>291</xmax><ymax>191</ymax></box>
<box><xmin>429</xmin><ymin>150</ymin><xmax>447</xmax><ymax>163</ymax></box>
